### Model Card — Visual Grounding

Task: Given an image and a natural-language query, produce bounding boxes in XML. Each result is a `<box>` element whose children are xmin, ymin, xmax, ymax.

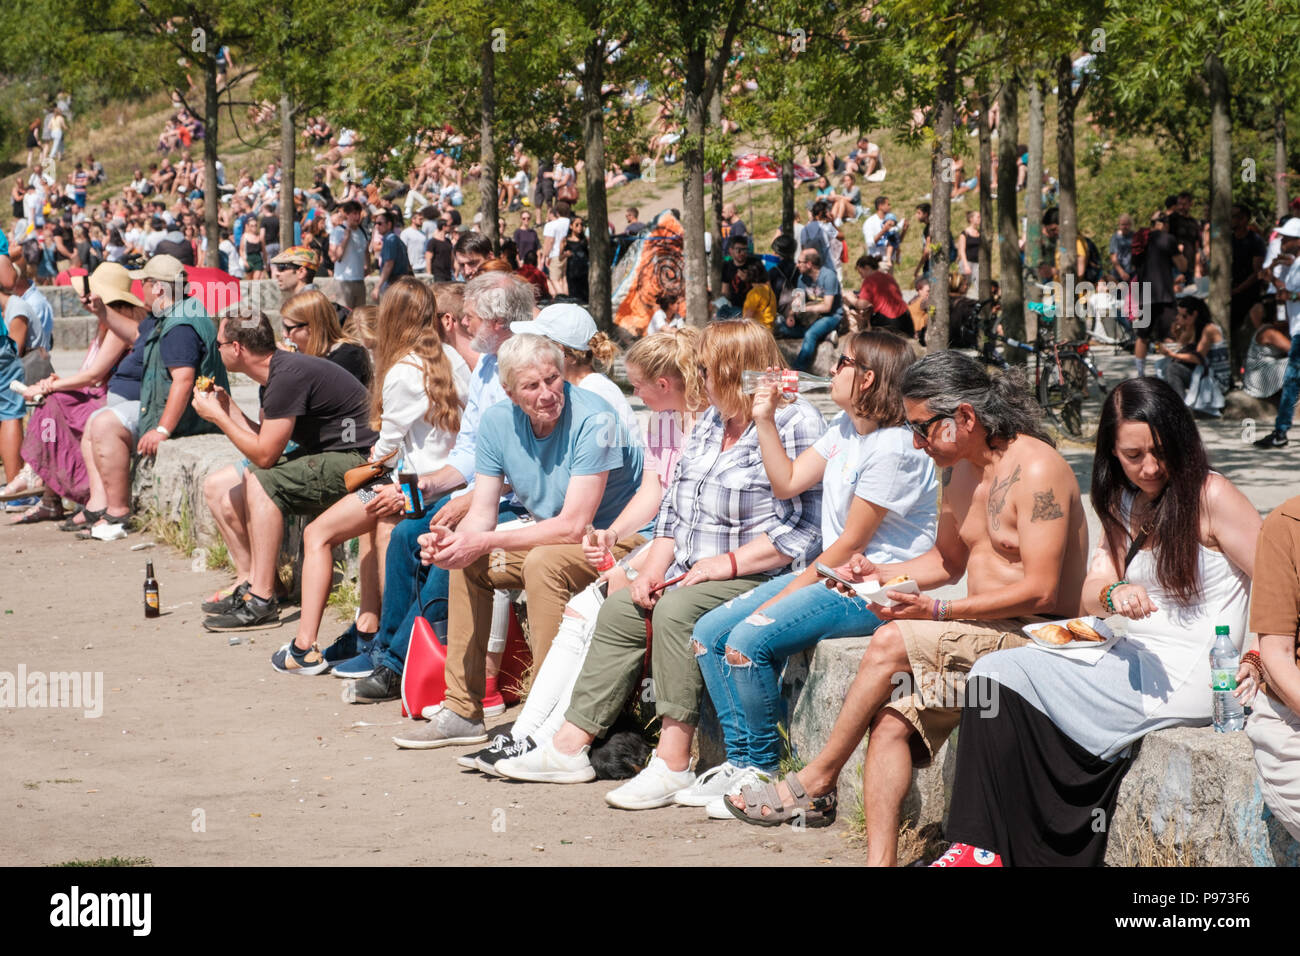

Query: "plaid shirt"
<box><xmin>655</xmin><ymin>399</ymin><xmax>826</xmax><ymax>580</ymax></box>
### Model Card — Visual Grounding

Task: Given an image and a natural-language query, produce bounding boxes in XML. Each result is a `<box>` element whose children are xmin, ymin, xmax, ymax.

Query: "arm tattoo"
<box><xmin>986</xmin><ymin>465</ymin><xmax>1020</xmax><ymax>531</ymax></box>
<box><xmin>1031</xmin><ymin>489</ymin><xmax>1065</xmax><ymax>522</ymax></box>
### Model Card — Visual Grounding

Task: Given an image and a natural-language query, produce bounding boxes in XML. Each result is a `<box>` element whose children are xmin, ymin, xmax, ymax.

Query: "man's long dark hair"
<box><xmin>1092</xmin><ymin>377</ymin><xmax>1208</xmax><ymax>603</ymax></box>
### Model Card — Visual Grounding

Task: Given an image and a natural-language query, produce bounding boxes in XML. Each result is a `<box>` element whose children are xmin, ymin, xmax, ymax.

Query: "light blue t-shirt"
<box><xmin>475</xmin><ymin>382</ymin><xmax>643</xmax><ymax>529</ymax></box>
<box><xmin>1</xmin><ymin>284</ymin><xmax>54</xmax><ymax>352</ymax></box>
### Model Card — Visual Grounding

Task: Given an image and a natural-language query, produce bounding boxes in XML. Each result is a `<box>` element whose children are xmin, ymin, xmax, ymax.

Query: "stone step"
<box><xmin>778</xmin><ymin>635</ymin><xmax>1300</xmax><ymax>866</ymax></box>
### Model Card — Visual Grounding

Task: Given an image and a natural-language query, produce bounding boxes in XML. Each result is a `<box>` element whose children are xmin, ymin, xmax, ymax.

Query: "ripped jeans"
<box><xmin>692</xmin><ymin>572</ymin><xmax>884</xmax><ymax>772</ymax></box>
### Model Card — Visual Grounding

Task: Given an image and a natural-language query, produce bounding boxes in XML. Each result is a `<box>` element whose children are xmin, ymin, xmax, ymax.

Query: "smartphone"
<box><xmin>814</xmin><ymin>562</ymin><xmax>857</xmax><ymax>586</ymax></box>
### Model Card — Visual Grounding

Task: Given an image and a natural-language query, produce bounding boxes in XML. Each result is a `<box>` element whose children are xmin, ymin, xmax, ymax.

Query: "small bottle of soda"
<box><xmin>144</xmin><ymin>561</ymin><xmax>160</xmax><ymax>618</ymax></box>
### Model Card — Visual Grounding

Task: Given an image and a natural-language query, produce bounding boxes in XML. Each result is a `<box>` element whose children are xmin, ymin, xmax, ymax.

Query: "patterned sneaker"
<box><xmin>475</xmin><ymin>735</ymin><xmax>535</xmax><ymax>776</ymax></box>
<box><xmin>930</xmin><ymin>843</ymin><xmax>1003</xmax><ymax>867</ymax></box>
<box><xmin>204</xmin><ymin>594</ymin><xmax>281</xmax><ymax>631</ymax></box>
<box><xmin>270</xmin><ymin>641</ymin><xmax>330</xmax><ymax>676</ymax></box>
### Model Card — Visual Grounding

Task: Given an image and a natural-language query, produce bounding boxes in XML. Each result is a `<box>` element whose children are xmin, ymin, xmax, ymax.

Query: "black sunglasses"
<box><xmin>282</xmin><ymin>321</ymin><xmax>308</xmax><ymax>334</ymax></box>
<box><xmin>835</xmin><ymin>354</ymin><xmax>863</xmax><ymax>374</ymax></box>
<box><xmin>906</xmin><ymin>412</ymin><xmax>950</xmax><ymax>442</ymax></box>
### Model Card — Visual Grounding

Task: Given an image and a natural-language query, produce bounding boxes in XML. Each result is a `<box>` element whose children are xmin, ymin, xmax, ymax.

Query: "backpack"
<box><xmin>1083</xmin><ymin>235</ymin><xmax>1103</xmax><ymax>284</ymax></box>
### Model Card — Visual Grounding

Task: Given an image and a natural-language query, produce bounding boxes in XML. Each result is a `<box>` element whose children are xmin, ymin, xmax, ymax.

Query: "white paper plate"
<box><xmin>852</xmin><ymin>577</ymin><xmax>921</xmax><ymax>605</ymax></box>
<box><xmin>1023</xmin><ymin>615</ymin><xmax>1118</xmax><ymax>650</ymax></box>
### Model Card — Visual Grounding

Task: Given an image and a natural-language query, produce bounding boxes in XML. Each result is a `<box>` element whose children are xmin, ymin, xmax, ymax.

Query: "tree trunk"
<box><xmin>202</xmin><ymin>51</ymin><xmax>220</xmax><ymax>268</ymax></box>
<box><xmin>976</xmin><ymin>84</ymin><xmax>993</xmax><ymax>307</ymax></box>
<box><xmin>1275</xmin><ymin>96</ymin><xmax>1289</xmax><ymax>224</ymax></box>
<box><xmin>708</xmin><ymin>89</ymin><xmax>724</xmax><ymax>303</ymax></box>
<box><xmin>582</xmin><ymin>36</ymin><xmax>612</xmax><ymax>331</ymax></box>
<box><xmin>682</xmin><ymin>42</ymin><xmax>709</xmax><ymax>327</ymax></box>
<box><xmin>280</xmin><ymin>91</ymin><xmax>296</xmax><ymax>253</ymax></box>
<box><xmin>1055</xmin><ymin>54</ymin><xmax>1082</xmax><ymax>341</ymax></box>
<box><xmin>1207</xmin><ymin>49</ymin><xmax>1233</xmax><ymax>359</ymax></box>
<box><xmin>997</xmin><ymin>72</ymin><xmax>1025</xmax><ymax>359</ymax></box>
<box><xmin>479</xmin><ymin>39</ymin><xmax>499</xmax><ymax>251</ymax></box>
<box><xmin>927</xmin><ymin>40</ymin><xmax>957</xmax><ymax>352</ymax></box>
<box><xmin>1025</xmin><ymin>72</ymin><xmax>1046</xmax><ymax>328</ymax></box>
<box><xmin>780</xmin><ymin>150</ymin><xmax>795</xmax><ymax>238</ymax></box>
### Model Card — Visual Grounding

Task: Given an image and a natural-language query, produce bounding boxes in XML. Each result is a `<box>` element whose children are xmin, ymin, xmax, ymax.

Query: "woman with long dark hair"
<box><xmin>932</xmin><ymin>376</ymin><xmax>1260</xmax><ymax>866</ymax></box>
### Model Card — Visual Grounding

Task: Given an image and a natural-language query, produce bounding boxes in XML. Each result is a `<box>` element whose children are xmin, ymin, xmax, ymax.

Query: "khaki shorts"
<box><xmin>883</xmin><ymin>617</ymin><xmax>1040</xmax><ymax>766</ymax></box>
<box><xmin>548</xmin><ymin>257</ymin><xmax>565</xmax><ymax>285</ymax></box>
<box><xmin>248</xmin><ymin>449</ymin><xmax>366</xmax><ymax>517</ymax></box>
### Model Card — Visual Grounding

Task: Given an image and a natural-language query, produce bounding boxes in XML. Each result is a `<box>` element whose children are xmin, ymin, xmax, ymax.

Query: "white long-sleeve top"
<box><xmin>372</xmin><ymin>345</ymin><xmax>469</xmax><ymax>475</ymax></box>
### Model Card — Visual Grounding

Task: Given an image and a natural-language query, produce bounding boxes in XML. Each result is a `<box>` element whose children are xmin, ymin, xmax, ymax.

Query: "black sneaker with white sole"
<box><xmin>475</xmin><ymin>735</ymin><xmax>536</xmax><ymax>776</ymax></box>
<box><xmin>203</xmin><ymin>593</ymin><xmax>281</xmax><ymax>631</ymax></box>
<box><xmin>1254</xmin><ymin>429</ymin><xmax>1289</xmax><ymax>449</ymax></box>
<box><xmin>458</xmin><ymin>734</ymin><xmax>513</xmax><ymax>771</ymax></box>
<box><xmin>202</xmin><ymin>580</ymin><xmax>251</xmax><ymax>615</ymax></box>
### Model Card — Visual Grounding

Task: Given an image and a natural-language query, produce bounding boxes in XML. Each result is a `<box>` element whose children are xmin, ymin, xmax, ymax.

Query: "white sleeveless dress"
<box><xmin>970</xmin><ymin>490</ymin><xmax>1251</xmax><ymax>760</ymax></box>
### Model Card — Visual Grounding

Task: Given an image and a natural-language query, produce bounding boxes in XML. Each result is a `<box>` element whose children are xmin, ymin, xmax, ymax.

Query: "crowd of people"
<box><xmin>4</xmin><ymin>230</ymin><xmax>1300</xmax><ymax>864</ymax></box>
<box><xmin>5</xmin><ymin>84</ymin><xmax>1300</xmax><ymax>864</ymax></box>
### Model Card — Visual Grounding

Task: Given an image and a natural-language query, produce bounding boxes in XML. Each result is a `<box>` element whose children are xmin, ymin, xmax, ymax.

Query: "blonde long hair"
<box><xmin>625</xmin><ymin>326</ymin><xmax>706</xmax><ymax>412</ymax></box>
<box><xmin>369</xmin><ymin>277</ymin><xmax>460</xmax><ymax>434</ymax></box>
<box><xmin>697</xmin><ymin>319</ymin><xmax>785</xmax><ymax>420</ymax></box>
<box><xmin>280</xmin><ymin>289</ymin><xmax>345</xmax><ymax>358</ymax></box>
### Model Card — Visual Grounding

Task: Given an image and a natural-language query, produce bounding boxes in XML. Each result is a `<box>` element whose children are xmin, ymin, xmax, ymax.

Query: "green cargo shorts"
<box><xmin>247</xmin><ymin>449</ymin><xmax>367</xmax><ymax>517</ymax></box>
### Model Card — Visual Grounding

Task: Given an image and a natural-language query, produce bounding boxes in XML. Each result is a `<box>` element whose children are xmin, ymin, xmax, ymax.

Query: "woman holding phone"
<box><xmin>692</xmin><ymin>331</ymin><xmax>939</xmax><ymax>819</ymax></box>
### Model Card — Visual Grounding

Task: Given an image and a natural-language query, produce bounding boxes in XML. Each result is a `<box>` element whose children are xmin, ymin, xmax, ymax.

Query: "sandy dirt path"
<box><xmin>0</xmin><ymin>523</ymin><xmax>855</xmax><ymax>866</ymax></box>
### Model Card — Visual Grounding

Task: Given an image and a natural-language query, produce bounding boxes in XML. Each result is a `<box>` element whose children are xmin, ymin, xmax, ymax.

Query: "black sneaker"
<box><xmin>348</xmin><ymin>665</ymin><xmax>401</xmax><ymax>704</ymax></box>
<box><xmin>202</xmin><ymin>581</ymin><xmax>250</xmax><ymax>615</ymax></box>
<box><xmin>458</xmin><ymin>733</ymin><xmax>511</xmax><ymax>771</ymax></box>
<box><xmin>475</xmin><ymin>735</ymin><xmax>536</xmax><ymax>776</ymax></box>
<box><xmin>203</xmin><ymin>593</ymin><xmax>281</xmax><ymax>631</ymax></box>
<box><xmin>1254</xmin><ymin>430</ymin><xmax>1289</xmax><ymax>449</ymax></box>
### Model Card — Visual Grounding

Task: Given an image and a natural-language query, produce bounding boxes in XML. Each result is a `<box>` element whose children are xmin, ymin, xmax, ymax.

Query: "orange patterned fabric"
<box><xmin>614</xmin><ymin>211</ymin><xmax>686</xmax><ymax>337</ymax></box>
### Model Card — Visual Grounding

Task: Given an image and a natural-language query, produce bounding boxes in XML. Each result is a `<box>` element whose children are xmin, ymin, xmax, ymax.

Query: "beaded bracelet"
<box><xmin>939</xmin><ymin>599</ymin><xmax>952</xmax><ymax>621</ymax></box>
<box><xmin>1242</xmin><ymin>650</ymin><xmax>1265</xmax><ymax>682</ymax></box>
<box><xmin>1103</xmin><ymin>581</ymin><xmax>1128</xmax><ymax>613</ymax></box>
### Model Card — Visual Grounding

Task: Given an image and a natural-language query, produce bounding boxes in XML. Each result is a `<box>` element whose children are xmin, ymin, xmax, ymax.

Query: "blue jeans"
<box><xmin>794</xmin><ymin>312</ymin><xmax>842</xmax><ymax>371</ymax></box>
<box><xmin>372</xmin><ymin>494</ymin><xmax>522</xmax><ymax>675</ymax></box>
<box><xmin>1275</xmin><ymin>333</ymin><xmax>1300</xmax><ymax>433</ymax></box>
<box><xmin>692</xmin><ymin>572</ymin><xmax>884</xmax><ymax>772</ymax></box>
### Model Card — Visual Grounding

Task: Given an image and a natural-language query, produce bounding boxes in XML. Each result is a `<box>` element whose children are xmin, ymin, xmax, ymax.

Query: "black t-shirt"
<box><xmin>326</xmin><ymin>341</ymin><xmax>372</xmax><ymax>387</ymax></box>
<box><xmin>262</xmin><ymin>215</ymin><xmax>280</xmax><ymax>246</ymax></box>
<box><xmin>1167</xmin><ymin>213</ymin><xmax>1199</xmax><ymax>259</ymax></box>
<box><xmin>1139</xmin><ymin>230</ymin><xmax>1182</xmax><ymax>305</ymax></box>
<box><xmin>260</xmin><ymin>350</ymin><xmax>377</xmax><ymax>454</ymax></box>
<box><xmin>425</xmin><ymin>235</ymin><xmax>454</xmax><ymax>281</ymax></box>
<box><xmin>721</xmin><ymin>258</ymin><xmax>749</xmax><ymax>307</ymax></box>
<box><xmin>108</xmin><ymin>318</ymin><xmax>204</xmax><ymax>401</ymax></box>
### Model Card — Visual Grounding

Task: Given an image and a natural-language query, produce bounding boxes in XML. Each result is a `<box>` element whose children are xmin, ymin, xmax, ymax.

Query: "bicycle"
<box><xmin>976</xmin><ymin>297</ymin><xmax>1106</xmax><ymax>441</ymax></box>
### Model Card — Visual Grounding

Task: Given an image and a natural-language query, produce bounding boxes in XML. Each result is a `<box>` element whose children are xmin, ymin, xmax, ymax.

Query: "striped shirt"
<box><xmin>655</xmin><ymin>399</ymin><xmax>826</xmax><ymax>580</ymax></box>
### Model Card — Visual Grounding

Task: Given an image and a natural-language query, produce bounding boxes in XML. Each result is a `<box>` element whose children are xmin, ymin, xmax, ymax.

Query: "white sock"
<box><xmin>1134</xmin><ymin>358</ymin><xmax>1146</xmax><ymax>377</ymax></box>
<box><xmin>486</xmin><ymin>589</ymin><xmax>510</xmax><ymax>655</ymax></box>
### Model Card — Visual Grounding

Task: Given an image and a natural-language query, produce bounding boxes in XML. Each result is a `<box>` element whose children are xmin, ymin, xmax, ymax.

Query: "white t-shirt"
<box><xmin>1281</xmin><ymin>257</ymin><xmax>1300</xmax><ymax>338</ymax></box>
<box><xmin>577</xmin><ymin>372</ymin><xmax>639</xmax><ymax>441</ymax></box>
<box><xmin>4</xmin><ymin>284</ymin><xmax>55</xmax><ymax>352</ymax></box>
<box><xmin>861</xmin><ymin>214</ymin><xmax>888</xmax><ymax>257</ymax></box>
<box><xmin>543</xmin><ymin>218</ymin><xmax>570</xmax><ymax>260</ymax></box>
<box><xmin>329</xmin><ymin>223</ymin><xmax>368</xmax><ymax>281</ymax></box>
<box><xmin>401</xmin><ymin>226</ymin><xmax>428</xmax><ymax>271</ymax></box>
<box><xmin>812</xmin><ymin>415</ymin><xmax>938</xmax><ymax>564</ymax></box>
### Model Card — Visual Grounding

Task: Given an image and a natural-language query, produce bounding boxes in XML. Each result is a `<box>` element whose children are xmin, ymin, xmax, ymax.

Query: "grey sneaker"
<box><xmin>392</xmin><ymin>704</ymin><xmax>488</xmax><ymax>750</ymax></box>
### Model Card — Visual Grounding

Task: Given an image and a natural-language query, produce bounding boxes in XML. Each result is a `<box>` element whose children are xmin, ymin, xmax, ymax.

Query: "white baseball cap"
<box><xmin>511</xmin><ymin>303</ymin><xmax>598</xmax><ymax>350</ymax></box>
<box><xmin>1276</xmin><ymin>217</ymin><xmax>1300</xmax><ymax>238</ymax></box>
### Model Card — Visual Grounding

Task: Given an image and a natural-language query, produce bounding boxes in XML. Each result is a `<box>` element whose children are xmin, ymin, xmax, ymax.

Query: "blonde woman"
<box><xmin>280</xmin><ymin>290</ymin><xmax>371</xmax><ymax>386</ymax></box>
<box><xmin>280</xmin><ymin>277</ymin><xmax>465</xmax><ymax>675</ymax></box>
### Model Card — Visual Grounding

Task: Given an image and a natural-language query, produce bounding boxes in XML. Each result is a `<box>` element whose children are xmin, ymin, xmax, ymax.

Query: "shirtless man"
<box><xmin>728</xmin><ymin>351</ymin><xmax>1088</xmax><ymax>866</ymax></box>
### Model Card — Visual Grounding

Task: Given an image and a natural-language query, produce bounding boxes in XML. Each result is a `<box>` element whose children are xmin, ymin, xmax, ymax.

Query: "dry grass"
<box><xmin>1109</xmin><ymin>820</ymin><xmax>1195</xmax><ymax>867</ymax></box>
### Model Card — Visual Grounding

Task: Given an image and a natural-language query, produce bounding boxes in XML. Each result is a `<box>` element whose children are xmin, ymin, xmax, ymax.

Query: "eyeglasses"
<box><xmin>835</xmin><ymin>354</ymin><xmax>862</xmax><ymax>374</ymax></box>
<box><xmin>906</xmin><ymin>412</ymin><xmax>950</xmax><ymax>443</ymax></box>
<box><xmin>282</xmin><ymin>321</ymin><xmax>308</xmax><ymax>334</ymax></box>
<box><xmin>216</xmin><ymin>339</ymin><xmax>234</xmax><ymax>348</ymax></box>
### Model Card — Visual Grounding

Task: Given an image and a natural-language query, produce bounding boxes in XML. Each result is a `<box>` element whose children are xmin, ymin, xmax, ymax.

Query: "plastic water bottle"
<box><xmin>741</xmin><ymin>369</ymin><xmax>832</xmax><ymax>395</ymax></box>
<box><xmin>1210</xmin><ymin>625</ymin><xmax>1245</xmax><ymax>732</ymax></box>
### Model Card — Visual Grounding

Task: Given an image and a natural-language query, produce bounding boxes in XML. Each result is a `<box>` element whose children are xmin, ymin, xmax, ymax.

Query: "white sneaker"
<box><xmin>495</xmin><ymin>738</ymin><xmax>596</xmax><ymax>784</ymax></box>
<box><xmin>672</xmin><ymin>760</ymin><xmax>742</xmax><ymax>807</ymax></box>
<box><xmin>605</xmin><ymin>752</ymin><xmax>695</xmax><ymax>810</ymax></box>
<box><xmin>703</xmin><ymin>767</ymin><xmax>772</xmax><ymax>819</ymax></box>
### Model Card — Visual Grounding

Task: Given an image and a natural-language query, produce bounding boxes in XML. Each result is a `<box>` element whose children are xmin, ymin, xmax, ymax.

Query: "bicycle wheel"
<box><xmin>1037</xmin><ymin>353</ymin><xmax>1093</xmax><ymax>440</ymax></box>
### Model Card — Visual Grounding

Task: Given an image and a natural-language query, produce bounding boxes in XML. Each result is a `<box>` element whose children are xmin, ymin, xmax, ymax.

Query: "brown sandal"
<box><xmin>725</xmin><ymin>771</ymin><xmax>837</xmax><ymax>828</ymax></box>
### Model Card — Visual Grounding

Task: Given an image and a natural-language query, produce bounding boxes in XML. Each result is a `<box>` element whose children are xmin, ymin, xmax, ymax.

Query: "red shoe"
<box><xmin>482</xmin><ymin>676</ymin><xmax>506</xmax><ymax>718</ymax></box>
<box><xmin>930</xmin><ymin>843</ymin><xmax>1002</xmax><ymax>867</ymax></box>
